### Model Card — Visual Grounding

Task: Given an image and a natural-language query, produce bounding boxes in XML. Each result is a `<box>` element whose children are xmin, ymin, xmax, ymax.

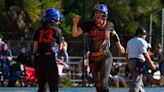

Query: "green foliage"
<box><xmin>125</xmin><ymin>21</ymin><xmax>139</xmax><ymax>34</ymax></box>
<box><xmin>41</xmin><ymin>0</ymin><xmax>61</xmax><ymax>9</ymax></box>
<box><xmin>59</xmin><ymin>76</ymin><xmax>72</xmax><ymax>88</ymax></box>
<box><xmin>60</xmin><ymin>12</ymin><xmax>77</xmax><ymax>34</ymax></box>
<box><xmin>0</xmin><ymin>0</ymin><xmax>4</xmax><ymax>11</ymax></box>
<box><xmin>23</xmin><ymin>0</ymin><xmax>41</xmax><ymax>23</ymax></box>
<box><xmin>0</xmin><ymin>0</ymin><xmax>164</xmax><ymax>55</ymax></box>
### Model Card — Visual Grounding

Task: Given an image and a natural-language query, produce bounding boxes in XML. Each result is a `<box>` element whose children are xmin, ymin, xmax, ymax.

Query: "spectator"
<box><xmin>52</xmin><ymin>42</ymin><xmax>69</xmax><ymax>76</ymax></box>
<box><xmin>0</xmin><ymin>43</ymin><xmax>13</xmax><ymax>85</ymax></box>
<box><xmin>56</xmin><ymin>57</ymin><xmax>69</xmax><ymax>76</ymax></box>
<box><xmin>153</xmin><ymin>44</ymin><xmax>163</xmax><ymax>62</ymax></box>
<box><xmin>109</xmin><ymin>63</ymin><xmax>127</xmax><ymax>88</ymax></box>
<box><xmin>0</xmin><ymin>34</ymin><xmax>5</xmax><ymax>57</ymax></box>
<box><xmin>17</xmin><ymin>47</ymin><xmax>33</xmax><ymax>67</ymax></box>
<box><xmin>58</xmin><ymin>36</ymin><xmax>69</xmax><ymax>62</ymax></box>
<box><xmin>155</xmin><ymin>44</ymin><xmax>164</xmax><ymax>76</ymax></box>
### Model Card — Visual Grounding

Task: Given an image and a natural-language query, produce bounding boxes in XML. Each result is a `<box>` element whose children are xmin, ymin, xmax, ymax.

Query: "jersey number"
<box><xmin>39</xmin><ymin>30</ymin><xmax>53</xmax><ymax>43</ymax></box>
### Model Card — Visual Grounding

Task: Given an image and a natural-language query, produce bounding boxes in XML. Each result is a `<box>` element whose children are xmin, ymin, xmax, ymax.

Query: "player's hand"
<box><xmin>150</xmin><ymin>63</ymin><xmax>157</xmax><ymax>71</ymax></box>
<box><xmin>73</xmin><ymin>15</ymin><xmax>80</xmax><ymax>25</ymax></box>
<box><xmin>119</xmin><ymin>45</ymin><xmax>125</xmax><ymax>54</ymax></box>
<box><xmin>65</xmin><ymin>64</ymin><xmax>69</xmax><ymax>68</ymax></box>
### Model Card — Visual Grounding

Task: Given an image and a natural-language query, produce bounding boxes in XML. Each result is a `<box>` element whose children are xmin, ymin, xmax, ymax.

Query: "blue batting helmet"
<box><xmin>93</xmin><ymin>4</ymin><xmax>108</xmax><ymax>19</ymax></box>
<box><xmin>42</xmin><ymin>8</ymin><xmax>62</xmax><ymax>24</ymax></box>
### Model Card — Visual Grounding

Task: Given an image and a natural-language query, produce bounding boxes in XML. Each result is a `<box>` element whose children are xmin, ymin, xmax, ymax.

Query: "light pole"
<box><xmin>149</xmin><ymin>14</ymin><xmax>152</xmax><ymax>44</ymax></box>
<box><xmin>149</xmin><ymin>9</ymin><xmax>164</xmax><ymax>50</ymax></box>
<box><xmin>161</xmin><ymin>9</ymin><xmax>164</xmax><ymax>50</ymax></box>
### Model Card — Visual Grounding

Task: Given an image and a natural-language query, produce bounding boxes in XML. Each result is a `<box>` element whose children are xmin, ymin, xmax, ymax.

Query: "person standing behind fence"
<box><xmin>72</xmin><ymin>4</ymin><xmax>125</xmax><ymax>92</ymax></box>
<box><xmin>125</xmin><ymin>27</ymin><xmax>157</xmax><ymax>92</ymax></box>
<box><xmin>154</xmin><ymin>44</ymin><xmax>164</xmax><ymax>76</ymax></box>
<box><xmin>33</xmin><ymin>8</ymin><xmax>63</xmax><ymax>92</ymax></box>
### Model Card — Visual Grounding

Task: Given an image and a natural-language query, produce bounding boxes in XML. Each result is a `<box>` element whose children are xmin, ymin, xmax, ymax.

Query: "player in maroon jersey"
<box><xmin>72</xmin><ymin>4</ymin><xmax>125</xmax><ymax>92</ymax></box>
<box><xmin>33</xmin><ymin>8</ymin><xmax>63</xmax><ymax>92</ymax></box>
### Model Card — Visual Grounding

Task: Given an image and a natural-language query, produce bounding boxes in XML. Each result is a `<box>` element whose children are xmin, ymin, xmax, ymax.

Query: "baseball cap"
<box><xmin>135</xmin><ymin>27</ymin><xmax>147</xmax><ymax>36</ymax></box>
<box><xmin>21</xmin><ymin>47</ymin><xmax>29</xmax><ymax>53</ymax></box>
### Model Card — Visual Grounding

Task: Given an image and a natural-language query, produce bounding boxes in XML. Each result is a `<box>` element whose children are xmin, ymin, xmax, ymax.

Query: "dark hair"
<box><xmin>0</xmin><ymin>34</ymin><xmax>3</xmax><ymax>38</ymax></box>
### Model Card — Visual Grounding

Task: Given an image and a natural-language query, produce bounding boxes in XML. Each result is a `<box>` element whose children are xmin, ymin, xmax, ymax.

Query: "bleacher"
<box><xmin>0</xmin><ymin>56</ymin><xmax>163</xmax><ymax>87</ymax></box>
<box><xmin>61</xmin><ymin>56</ymin><xmax>162</xmax><ymax>87</ymax></box>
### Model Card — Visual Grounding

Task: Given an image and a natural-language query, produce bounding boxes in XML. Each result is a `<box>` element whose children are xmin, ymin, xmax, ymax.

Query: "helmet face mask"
<box><xmin>42</xmin><ymin>8</ymin><xmax>62</xmax><ymax>24</ymax></box>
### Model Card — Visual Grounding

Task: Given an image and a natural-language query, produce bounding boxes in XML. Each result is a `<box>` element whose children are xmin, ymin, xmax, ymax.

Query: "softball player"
<box><xmin>33</xmin><ymin>8</ymin><xmax>62</xmax><ymax>92</ymax></box>
<box><xmin>72</xmin><ymin>4</ymin><xmax>125</xmax><ymax>92</ymax></box>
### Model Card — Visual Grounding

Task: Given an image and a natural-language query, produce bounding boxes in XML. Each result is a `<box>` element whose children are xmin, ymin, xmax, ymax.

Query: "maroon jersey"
<box><xmin>81</xmin><ymin>21</ymin><xmax>114</xmax><ymax>52</ymax></box>
<box><xmin>34</xmin><ymin>26</ymin><xmax>62</xmax><ymax>54</ymax></box>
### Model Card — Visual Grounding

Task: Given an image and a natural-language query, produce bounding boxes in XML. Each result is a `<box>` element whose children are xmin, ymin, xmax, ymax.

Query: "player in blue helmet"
<box><xmin>72</xmin><ymin>4</ymin><xmax>125</xmax><ymax>92</ymax></box>
<box><xmin>42</xmin><ymin>8</ymin><xmax>62</xmax><ymax>24</ymax></box>
<box><xmin>93</xmin><ymin>4</ymin><xmax>108</xmax><ymax>20</ymax></box>
<box><xmin>33</xmin><ymin>8</ymin><xmax>63</xmax><ymax>92</ymax></box>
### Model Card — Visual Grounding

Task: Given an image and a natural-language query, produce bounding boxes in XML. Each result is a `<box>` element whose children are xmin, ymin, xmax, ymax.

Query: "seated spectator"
<box><xmin>0</xmin><ymin>43</ymin><xmax>13</xmax><ymax>86</ymax></box>
<box><xmin>17</xmin><ymin>47</ymin><xmax>33</xmax><ymax>67</ymax></box>
<box><xmin>56</xmin><ymin>56</ymin><xmax>69</xmax><ymax>76</ymax></box>
<box><xmin>23</xmin><ymin>66</ymin><xmax>37</xmax><ymax>87</ymax></box>
<box><xmin>1</xmin><ymin>43</ymin><xmax>13</xmax><ymax>79</ymax></box>
<box><xmin>153</xmin><ymin>44</ymin><xmax>164</xmax><ymax>76</ymax></box>
<box><xmin>58</xmin><ymin>36</ymin><xmax>69</xmax><ymax>62</ymax></box>
<box><xmin>109</xmin><ymin>63</ymin><xmax>127</xmax><ymax>88</ymax></box>
<box><xmin>52</xmin><ymin>42</ymin><xmax>69</xmax><ymax>76</ymax></box>
<box><xmin>8</xmin><ymin>62</ymin><xmax>22</xmax><ymax>87</ymax></box>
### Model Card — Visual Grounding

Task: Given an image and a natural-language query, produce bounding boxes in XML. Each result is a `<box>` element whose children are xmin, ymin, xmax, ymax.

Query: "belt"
<box><xmin>90</xmin><ymin>51</ymin><xmax>107</xmax><ymax>57</ymax></box>
<box><xmin>129</xmin><ymin>58</ymin><xmax>140</xmax><ymax>60</ymax></box>
<box><xmin>35</xmin><ymin>52</ymin><xmax>52</xmax><ymax>56</ymax></box>
<box><xmin>129</xmin><ymin>58</ymin><xmax>144</xmax><ymax>62</ymax></box>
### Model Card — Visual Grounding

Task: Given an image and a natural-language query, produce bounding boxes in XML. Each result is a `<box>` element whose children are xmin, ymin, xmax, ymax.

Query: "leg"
<box><xmin>128</xmin><ymin>60</ymin><xmax>145</xmax><ymax>92</ymax></box>
<box><xmin>89</xmin><ymin>61</ymin><xmax>100</xmax><ymax>92</ymax></box>
<box><xmin>45</xmin><ymin>53</ymin><xmax>59</xmax><ymax>92</ymax></box>
<box><xmin>99</xmin><ymin>56</ymin><xmax>113</xmax><ymax>92</ymax></box>
<box><xmin>34</xmin><ymin>56</ymin><xmax>47</xmax><ymax>92</ymax></box>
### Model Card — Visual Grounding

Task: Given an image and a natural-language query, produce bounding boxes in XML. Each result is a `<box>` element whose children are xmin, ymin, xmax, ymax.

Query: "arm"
<box><xmin>125</xmin><ymin>53</ymin><xmax>129</xmax><ymax>61</ymax></box>
<box><xmin>72</xmin><ymin>15</ymin><xmax>83</xmax><ymax>37</ymax></box>
<box><xmin>57</xmin><ymin>58</ymin><xmax>69</xmax><ymax>68</ymax></box>
<box><xmin>58</xmin><ymin>43</ymin><xmax>63</xmax><ymax>51</ymax></box>
<box><xmin>63</xmin><ymin>41</ymin><xmax>68</xmax><ymax>52</ymax></box>
<box><xmin>33</xmin><ymin>41</ymin><xmax>38</xmax><ymax>54</ymax></box>
<box><xmin>111</xmin><ymin>30</ymin><xmax>125</xmax><ymax>54</ymax></box>
<box><xmin>115</xmin><ymin>42</ymin><xmax>125</xmax><ymax>54</ymax></box>
<box><xmin>144</xmin><ymin>52</ymin><xmax>156</xmax><ymax>70</ymax></box>
<box><xmin>6</xmin><ymin>50</ymin><xmax>12</xmax><ymax>61</ymax></box>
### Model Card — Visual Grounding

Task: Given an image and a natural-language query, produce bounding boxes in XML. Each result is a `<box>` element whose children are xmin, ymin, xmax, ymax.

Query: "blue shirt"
<box><xmin>126</xmin><ymin>37</ymin><xmax>148</xmax><ymax>62</ymax></box>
